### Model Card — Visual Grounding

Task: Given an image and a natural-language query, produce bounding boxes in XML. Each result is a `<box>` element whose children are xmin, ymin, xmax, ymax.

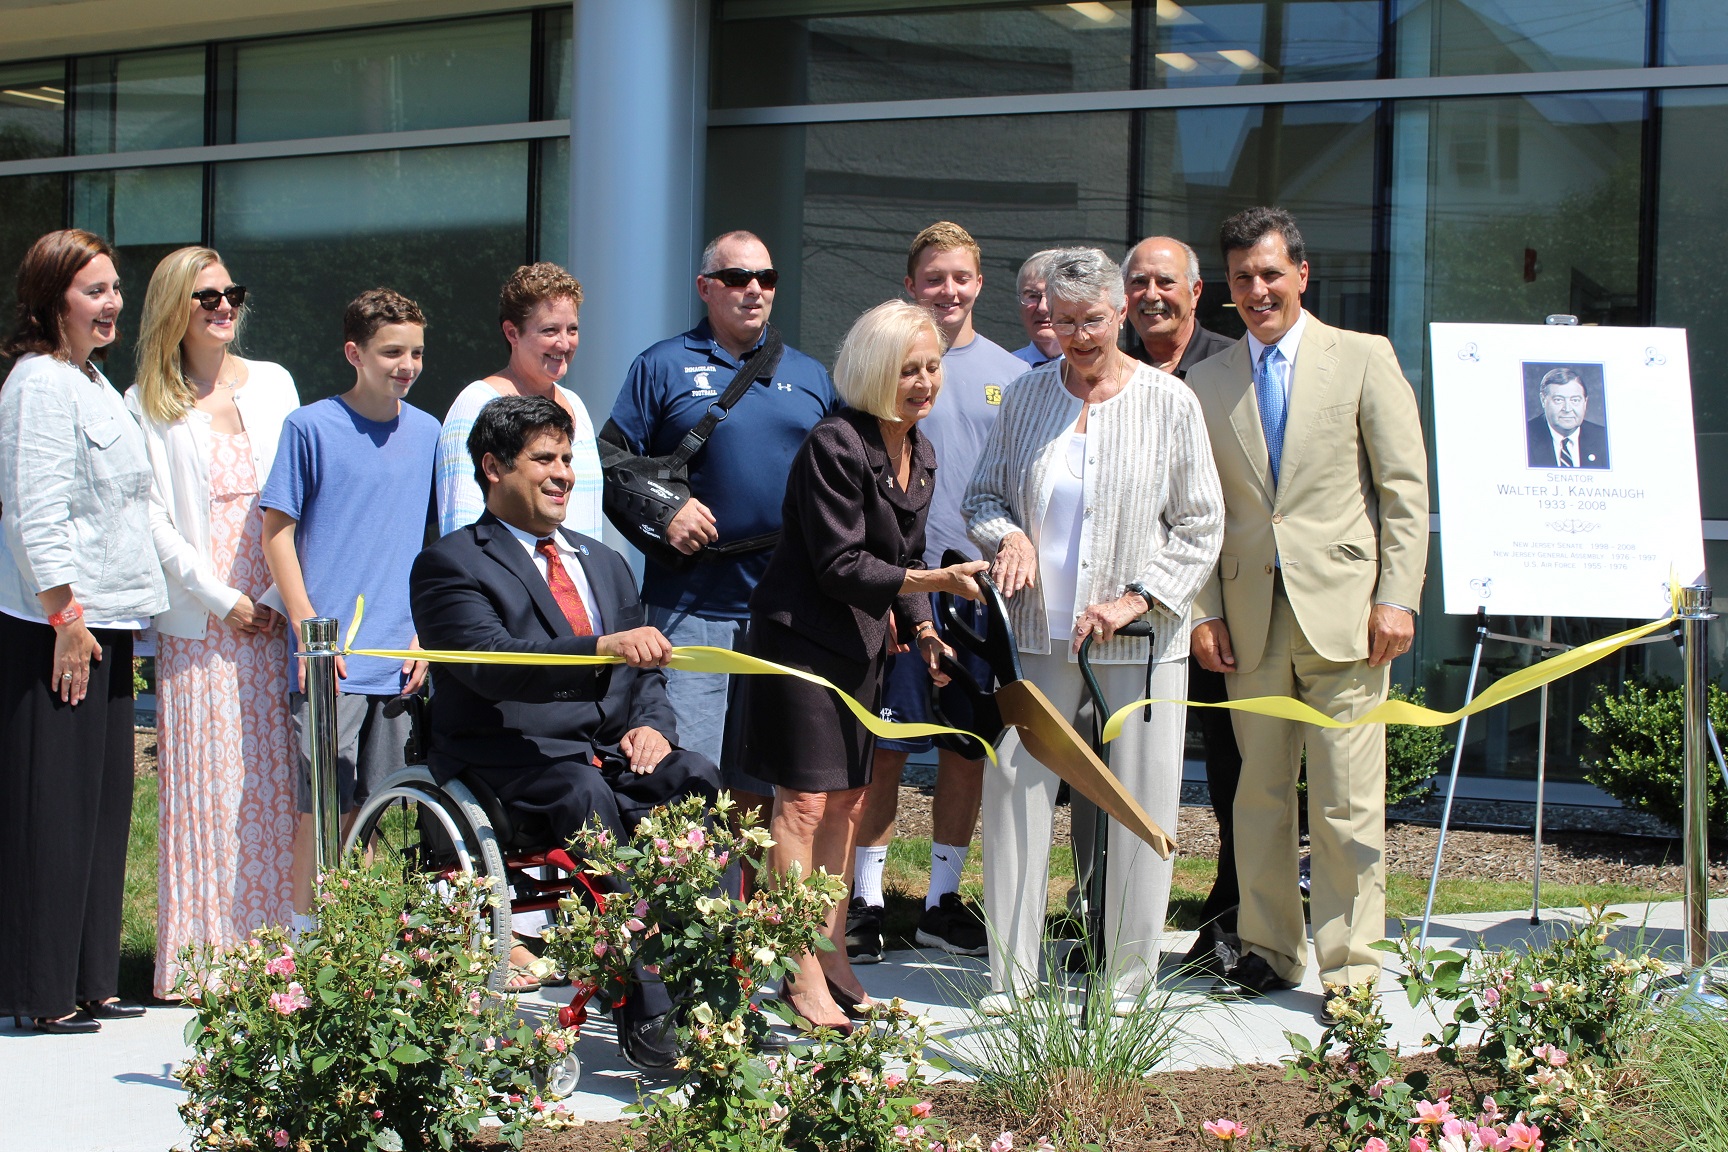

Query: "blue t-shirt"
<box><xmin>260</xmin><ymin>395</ymin><xmax>440</xmax><ymax>695</ymax></box>
<box><xmin>608</xmin><ymin>319</ymin><xmax>838</xmax><ymax>619</ymax></box>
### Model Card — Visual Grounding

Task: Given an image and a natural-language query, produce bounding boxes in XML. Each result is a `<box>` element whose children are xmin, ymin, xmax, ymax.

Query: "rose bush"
<box><xmin>538</xmin><ymin>793</ymin><xmax>969</xmax><ymax>1151</ymax></box>
<box><xmin>1281</xmin><ymin>906</ymin><xmax>1663</xmax><ymax>1152</ymax></box>
<box><xmin>175</xmin><ymin>866</ymin><xmax>575</xmax><ymax>1151</ymax></box>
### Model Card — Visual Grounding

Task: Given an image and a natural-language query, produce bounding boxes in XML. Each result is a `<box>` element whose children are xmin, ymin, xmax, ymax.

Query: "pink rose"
<box><xmin>272</xmin><ymin>1131</ymin><xmax>289</xmax><ymax>1148</ymax></box>
<box><xmin>688</xmin><ymin>827</ymin><xmax>706</xmax><ymax>849</ymax></box>
<box><xmin>1504</xmin><ymin>1122</ymin><xmax>1544</xmax><ymax>1152</ymax></box>
<box><xmin>1362</xmin><ymin>1139</ymin><xmax>1389</xmax><ymax>1152</ymax></box>
<box><xmin>268</xmin><ymin>983</ymin><xmax>310</xmax><ymax>1015</ymax></box>
<box><xmin>265</xmin><ymin>955</ymin><xmax>295</xmax><ymax>977</ymax></box>
<box><xmin>1202</xmin><ymin>1119</ymin><xmax>1248</xmax><ymax>1141</ymax></box>
<box><xmin>1411</xmin><ymin>1100</ymin><xmax>1454</xmax><ymax>1128</ymax></box>
<box><xmin>1409</xmin><ymin>1139</ymin><xmax>1430</xmax><ymax>1152</ymax></box>
<box><xmin>910</xmin><ymin>1101</ymin><xmax>933</xmax><ymax>1119</ymax></box>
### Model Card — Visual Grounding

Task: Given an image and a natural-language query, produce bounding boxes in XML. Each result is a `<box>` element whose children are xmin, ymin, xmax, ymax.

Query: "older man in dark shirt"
<box><xmin>1120</xmin><ymin>234</ymin><xmax>1241</xmax><ymax>977</ymax></box>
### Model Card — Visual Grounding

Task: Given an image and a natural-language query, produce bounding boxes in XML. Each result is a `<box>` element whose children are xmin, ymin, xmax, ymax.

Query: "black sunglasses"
<box><xmin>702</xmin><ymin>267</ymin><xmax>778</xmax><ymax>290</ymax></box>
<box><xmin>191</xmin><ymin>285</ymin><xmax>248</xmax><ymax>310</ymax></box>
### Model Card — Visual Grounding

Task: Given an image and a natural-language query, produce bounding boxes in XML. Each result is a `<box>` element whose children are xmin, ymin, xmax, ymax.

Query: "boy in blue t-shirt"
<box><xmin>261</xmin><ymin>288</ymin><xmax>439</xmax><ymax>912</ymax></box>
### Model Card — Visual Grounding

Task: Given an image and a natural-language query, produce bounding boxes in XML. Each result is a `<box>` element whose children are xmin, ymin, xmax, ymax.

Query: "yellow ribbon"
<box><xmin>339</xmin><ymin>598</ymin><xmax>1000</xmax><ymax>763</ymax></box>
<box><xmin>1100</xmin><ymin>613</ymin><xmax>1676</xmax><ymax>744</ymax></box>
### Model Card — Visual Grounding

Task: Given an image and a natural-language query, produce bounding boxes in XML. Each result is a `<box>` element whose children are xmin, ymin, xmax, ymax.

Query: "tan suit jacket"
<box><xmin>1186</xmin><ymin>313</ymin><xmax>1428</xmax><ymax>670</ymax></box>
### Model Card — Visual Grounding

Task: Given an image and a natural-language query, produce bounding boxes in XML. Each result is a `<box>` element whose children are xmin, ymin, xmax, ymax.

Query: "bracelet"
<box><xmin>47</xmin><ymin>600</ymin><xmax>83</xmax><ymax>628</ymax></box>
<box><xmin>913</xmin><ymin>622</ymin><xmax>938</xmax><ymax>638</ymax></box>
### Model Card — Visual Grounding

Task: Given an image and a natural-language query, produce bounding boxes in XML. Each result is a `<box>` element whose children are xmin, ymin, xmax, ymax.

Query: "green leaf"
<box><xmin>311</xmin><ymin>1053</ymin><xmax>336</xmax><ymax>1074</ymax></box>
<box><xmin>373</xmin><ymin>1127</ymin><xmax>404</xmax><ymax>1151</ymax></box>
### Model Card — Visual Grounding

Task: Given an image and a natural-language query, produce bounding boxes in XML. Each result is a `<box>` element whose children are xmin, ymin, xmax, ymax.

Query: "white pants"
<box><xmin>981</xmin><ymin>651</ymin><xmax>1186</xmax><ymax>996</ymax></box>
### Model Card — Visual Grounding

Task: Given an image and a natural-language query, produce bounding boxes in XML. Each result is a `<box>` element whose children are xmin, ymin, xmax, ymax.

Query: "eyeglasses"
<box><xmin>702</xmin><ymin>267</ymin><xmax>778</xmax><ymax>290</ymax></box>
<box><xmin>1019</xmin><ymin>289</ymin><xmax>1047</xmax><ymax>307</ymax></box>
<box><xmin>191</xmin><ymin>286</ymin><xmax>247</xmax><ymax>310</ymax></box>
<box><xmin>1050</xmin><ymin>316</ymin><xmax>1115</xmax><ymax>338</ymax></box>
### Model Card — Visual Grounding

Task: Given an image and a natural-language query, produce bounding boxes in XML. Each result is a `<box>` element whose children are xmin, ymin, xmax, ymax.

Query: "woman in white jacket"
<box><xmin>126</xmin><ymin>247</ymin><xmax>300</xmax><ymax>998</ymax></box>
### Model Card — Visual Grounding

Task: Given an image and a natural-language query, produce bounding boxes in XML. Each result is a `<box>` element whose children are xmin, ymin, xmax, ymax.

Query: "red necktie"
<box><xmin>536</xmin><ymin>537</ymin><xmax>594</xmax><ymax>637</ymax></box>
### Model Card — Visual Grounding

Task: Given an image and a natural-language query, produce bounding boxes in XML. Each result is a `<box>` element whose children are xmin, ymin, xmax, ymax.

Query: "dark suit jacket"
<box><xmin>750</xmin><ymin>407</ymin><xmax>935</xmax><ymax>663</ymax></box>
<box><xmin>1525</xmin><ymin>416</ymin><xmax>1610</xmax><ymax>469</ymax></box>
<box><xmin>409</xmin><ymin>511</ymin><xmax>677</xmax><ymax>785</ymax></box>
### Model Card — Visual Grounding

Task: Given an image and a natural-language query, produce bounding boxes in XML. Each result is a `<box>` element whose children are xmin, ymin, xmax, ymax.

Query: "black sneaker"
<box><xmin>845</xmin><ymin>897</ymin><xmax>885</xmax><ymax>964</ymax></box>
<box><xmin>914</xmin><ymin>892</ymin><xmax>988</xmax><ymax>956</ymax></box>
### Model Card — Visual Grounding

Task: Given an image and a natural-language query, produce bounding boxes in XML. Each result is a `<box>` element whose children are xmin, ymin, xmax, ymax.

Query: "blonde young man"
<box><xmin>848</xmin><ymin>221</ymin><xmax>1028</xmax><ymax>961</ymax></box>
<box><xmin>1185</xmin><ymin>207</ymin><xmax>1428</xmax><ymax>1020</ymax></box>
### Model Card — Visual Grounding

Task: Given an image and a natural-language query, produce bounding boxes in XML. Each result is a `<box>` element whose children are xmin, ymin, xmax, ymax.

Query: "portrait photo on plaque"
<box><xmin>1523</xmin><ymin>361</ymin><xmax>1610</xmax><ymax>471</ymax></box>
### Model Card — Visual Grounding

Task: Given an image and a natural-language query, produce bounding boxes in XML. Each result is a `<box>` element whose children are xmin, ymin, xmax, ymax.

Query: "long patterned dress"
<box><xmin>154</xmin><ymin>429</ymin><xmax>295</xmax><ymax>997</ymax></box>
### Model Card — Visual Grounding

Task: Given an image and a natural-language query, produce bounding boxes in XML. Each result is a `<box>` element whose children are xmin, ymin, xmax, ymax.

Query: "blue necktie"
<box><xmin>1255</xmin><ymin>344</ymin><xmax>1288</xmax><ymax>486</ymax></box>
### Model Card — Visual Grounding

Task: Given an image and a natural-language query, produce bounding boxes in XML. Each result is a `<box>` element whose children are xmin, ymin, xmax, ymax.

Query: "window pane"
<box><xmin>1655</xmin><ymin>89</ymin><xmax>1728</xmax><ymax>518</ymax></box>
<box><xmin>1135</xmin><ymin>101</ymin><xmax>1379</xmax><ymax>339</ymax></box>
<box><xmin>1663</xmin><ymin>0</ymin><xmax>1728</xmax><ymax>66</ymax></box>
<box><xmin>70</xmin><ymin>165</ymin><xmax>204</xmax><ymax>386</ymax></box>
<box><xmin>211</xmin><ymin>144</ymin><xmax>529</xmax><ymax>413</ymax></box>
<box><xmin>1144</xmin><ymin>0</ymin><xmax>1381</xmax><ymax>88</ymax></box>
<box><xmin>0</xmin><ymin>174</ymin><xmax>67</xmax><ymax>336</ymax></box>
<box><xmin>231</xmin><ymin>15</ymin><xmax>531</xmax><ymax>143</ymax></box>
<box><xmin>72</xmin><ymin>49</ymin><xmax>205</xmax><ymax>155</ymax></box>
<box><xmin>713</xmin><ymin>2</ymin><xmax>1131</xmax><ymax>107</ymax></box>
<box><xmin>544</xmin><ymin>7</ymin><xmax>572</xmax><ymax>119</ymax></box>
<box><xmin>1394</xmin><ymin>0</ymin><xmax>1649</xmax><ymax>76</ymax></box>
<box><xmin>707</xmin><ymin>112</ymin><xmax>1130</xmax><ymax>357</ymax></box>
<box><xmin>0</xmin><ymin>62</ymin><xmax>67</xmax><ymax>160</ymax></box>
<box><xmin>538</xmin><ymin>137</ymin><xmax>569</xmax><ymax>266</ymax></box>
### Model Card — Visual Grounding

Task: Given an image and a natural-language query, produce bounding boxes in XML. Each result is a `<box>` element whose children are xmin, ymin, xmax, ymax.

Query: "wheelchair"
<box><xmin>341</xmin><ymin>695</ymin><xmax>596</xmax><ymax>1094</ymax></box>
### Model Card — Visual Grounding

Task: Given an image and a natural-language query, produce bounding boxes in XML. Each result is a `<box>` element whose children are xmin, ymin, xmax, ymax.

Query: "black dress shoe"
<box><xmin>614</xmin><ymin>1006</ymin><xmax>680</xmax><ymax>1072</ymax></box>
<box><xmin>1179</xmin><ymin>926</ymin><xmax>1242</xmax><ymax>979</ymax></box>
<box><xmin>14</xmin><ymin>1010</ymin><xmax>101</xmax><ymax>1034</ymax></box>
<box><xmin>1318</xmin><ymin>990</ymin><xmax>1345</xmax><ymax>1025</ymax></box>
<box><xmin>1214</xmin><ymin>953</ymin><xmax>1298</xmax><ymax>997</ymax></box>
<box><xmin>79</xmin><ymin>998</ymin><xmax>147</xmax><ymax>1020</ymax></box>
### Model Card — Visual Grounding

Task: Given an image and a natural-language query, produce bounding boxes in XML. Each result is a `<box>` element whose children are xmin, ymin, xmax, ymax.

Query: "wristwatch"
<box><xmin>1122</xmin><ymin>582</ymin><xmax>1156</xmax><ymax>615</ymax></box>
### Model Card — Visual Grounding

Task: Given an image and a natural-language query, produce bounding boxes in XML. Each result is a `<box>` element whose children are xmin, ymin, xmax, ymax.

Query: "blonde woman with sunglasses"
<box><xmin>125</xmin><ymin>247</ymin><xmax>301</xmax><ymax>999</ymax></box>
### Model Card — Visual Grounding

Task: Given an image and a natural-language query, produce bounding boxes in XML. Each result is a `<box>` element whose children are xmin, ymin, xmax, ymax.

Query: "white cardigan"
<box><xmin>963</xmin><ymin>359</ymin><xmax>1224</xmax><ymax>664</ymax></box>
<box><xmin>124</xmin><ymin>359</ymin><xmax>300</xmax><ymax>639</ymax></box>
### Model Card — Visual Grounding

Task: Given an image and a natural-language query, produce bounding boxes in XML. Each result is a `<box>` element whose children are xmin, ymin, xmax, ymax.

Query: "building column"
<box><xmin>567</xmin><ymin>0</ymin><xmax>709</xmax><ymax>425</ymax></box>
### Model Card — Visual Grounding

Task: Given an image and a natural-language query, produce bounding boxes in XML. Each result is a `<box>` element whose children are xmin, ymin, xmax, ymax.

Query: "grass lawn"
<box><xmin>119</xmin><ymin>771</ymin><xmax>1678</xmax><ymax>997</ymax></box>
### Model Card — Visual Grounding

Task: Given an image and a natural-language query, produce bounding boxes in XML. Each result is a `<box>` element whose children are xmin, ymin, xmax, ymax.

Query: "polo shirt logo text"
<box><xmin>984</xmin><ymin>385</ymin><xmax>1003</xmax><ymax>405</ymax></box>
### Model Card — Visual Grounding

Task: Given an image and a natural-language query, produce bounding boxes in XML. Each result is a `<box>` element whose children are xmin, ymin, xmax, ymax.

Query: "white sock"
<box><xmin>927</xmin><ymin>842</ymin><xmax>968</xmax><ymax>909</ymax></box>
<box><xmin>854</xmin><ymin>845</ymin><xmax>888</xmax><ymax>908</ymax></box>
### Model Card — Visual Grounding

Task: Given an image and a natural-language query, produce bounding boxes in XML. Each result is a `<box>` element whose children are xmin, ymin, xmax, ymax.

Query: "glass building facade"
<box><xmin>4</xmin><ymin>0</ymin><xmax>1728</xmax><ymax>795</ymax></box>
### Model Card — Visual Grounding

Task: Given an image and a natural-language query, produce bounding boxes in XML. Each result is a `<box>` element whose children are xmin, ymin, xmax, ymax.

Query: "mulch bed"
<box><xmin>480</xmin><ymin>1052</ymin><xmax>1490</xmax><ymax>1151</ymax></box>
<box><xmin>890</xmin><ymin>783</ymin><xmax>1726</xmax><ymax>890</ymax></box>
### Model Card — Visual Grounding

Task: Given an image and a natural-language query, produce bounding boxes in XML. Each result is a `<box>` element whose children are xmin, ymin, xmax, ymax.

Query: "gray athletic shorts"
<box><xmin>290</xmin><ymin>691</ymin><xmax>413</xmax><ymax>815</ymax></box>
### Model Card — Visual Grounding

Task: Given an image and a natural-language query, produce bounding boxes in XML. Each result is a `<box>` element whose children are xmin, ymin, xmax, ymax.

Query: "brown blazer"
<box><xmin>1185</xmin><ymin>313</ymin><xmax>1429</xmax><ymax>671</ymax></box>
<box><xmin>750</xmin><ymin>407</ymin><xmax>935</xmax><ymax>664</ymax></box>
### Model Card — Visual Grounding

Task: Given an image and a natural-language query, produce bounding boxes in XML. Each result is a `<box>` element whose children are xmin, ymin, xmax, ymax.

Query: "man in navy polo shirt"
<box><xmin>607</xmin><ymin>230</ymin><xmax>838</xmax><ymax>830</ymax></box>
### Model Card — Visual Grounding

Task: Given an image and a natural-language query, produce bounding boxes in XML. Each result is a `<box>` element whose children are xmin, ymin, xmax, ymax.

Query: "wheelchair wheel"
<box><xmin>344</xmin><ymin>769</ymin><xmax>512</xmax><ymax>989</ymax></box>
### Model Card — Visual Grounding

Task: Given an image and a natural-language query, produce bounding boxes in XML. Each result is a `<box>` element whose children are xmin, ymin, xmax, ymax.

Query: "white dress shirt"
<box><xmin>1244</xmin><ymin>308</ymin><xmax>1308</xmax><ymax>399</ymax></box>
<box><xmin>498</xmin><ymin>519</ymin><xmax>604</xmax><ymax>634</ymax></box>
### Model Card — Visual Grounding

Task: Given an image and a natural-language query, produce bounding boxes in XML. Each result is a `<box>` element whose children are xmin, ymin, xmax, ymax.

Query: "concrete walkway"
<box><xmin>4</xmin><ymin>898</ymin><xmax>1720</xmax><ymax>1151</ymax></box>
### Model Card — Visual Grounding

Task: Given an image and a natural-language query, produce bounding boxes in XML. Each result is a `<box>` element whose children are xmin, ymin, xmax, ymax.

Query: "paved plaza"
<box><xmin>4</xmin><ymin>898</ymin><xmax>1720</xmax><ymax>1152</ymax></box>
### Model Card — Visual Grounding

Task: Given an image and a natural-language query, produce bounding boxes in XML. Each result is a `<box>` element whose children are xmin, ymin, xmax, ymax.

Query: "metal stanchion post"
<box><xmin>1681</xmin><ymin>585</ymin><xmax>1715</xmax><ymax>976</ymax></box>
<box><xmin>299</xmin><ymin>617</ymin><xmax>343</xmax><ymax>876</ymax></box>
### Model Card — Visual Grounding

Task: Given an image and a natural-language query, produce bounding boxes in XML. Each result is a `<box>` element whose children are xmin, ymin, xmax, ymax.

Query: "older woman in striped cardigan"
<box><xmin>963</xmin><ymin>246</ymin><xmax>1224</xmax><ymax>1013</ymax></box>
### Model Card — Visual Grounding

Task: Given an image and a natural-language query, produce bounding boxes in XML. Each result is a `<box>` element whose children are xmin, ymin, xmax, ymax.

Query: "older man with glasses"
<box><xmin>605</xmin><ymin>230</ymin><xmax>838</xmax><ymax>841</ymax></box>
<box><xmin>1011</xmin><ymin>249</ymin><xmax>1063</xmax><ymax>369</ymax></box>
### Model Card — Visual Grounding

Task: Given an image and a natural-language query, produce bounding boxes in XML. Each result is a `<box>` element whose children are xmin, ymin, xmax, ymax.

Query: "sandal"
<box><xmin>503</xmin><ymin>962</ymin><xmax>544</xmax><ymax>994</ymax></box>
<box><xmin>514</xmin><ymin>935</ymin><xmax>571</xmax><ymax>988</ymax></box>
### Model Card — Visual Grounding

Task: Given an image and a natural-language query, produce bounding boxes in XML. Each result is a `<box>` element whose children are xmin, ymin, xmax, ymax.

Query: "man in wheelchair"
<box><xmin>409</xmin><ymin>394</ymin><xmax>720</xmax><ymax>1071</ymax></box>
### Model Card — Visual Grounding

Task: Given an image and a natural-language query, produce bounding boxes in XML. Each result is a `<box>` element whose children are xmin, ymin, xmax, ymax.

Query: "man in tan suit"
<box><xmin>1185</xmin><ymin>207</ymin><xmax>1428</xmax><ymax>1013</ymax></box>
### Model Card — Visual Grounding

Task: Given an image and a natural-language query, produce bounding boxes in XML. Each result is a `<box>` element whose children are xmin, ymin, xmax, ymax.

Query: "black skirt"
<box><xmin>742</xmin><ymin>617</ymin><xmax>882</xmax><ymax>793</ymax></box>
